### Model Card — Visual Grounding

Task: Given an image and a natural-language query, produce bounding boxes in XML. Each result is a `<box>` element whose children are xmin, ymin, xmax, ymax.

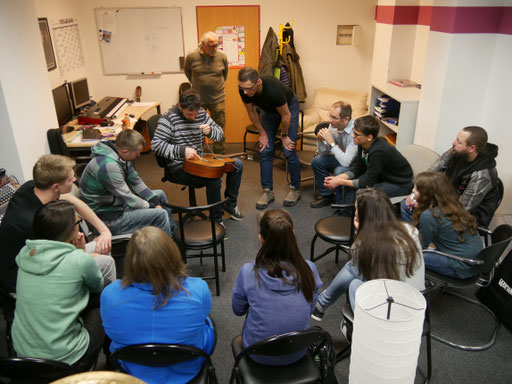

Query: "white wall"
<box><xmin>0</xmin><ymin>0</ymin><xmax>57</xmax><ymax>182</ymax></box>
<box><xmin>54</xmin><ymin>0</ymin><xmax>377</xmax><ymax>113</ymax></box>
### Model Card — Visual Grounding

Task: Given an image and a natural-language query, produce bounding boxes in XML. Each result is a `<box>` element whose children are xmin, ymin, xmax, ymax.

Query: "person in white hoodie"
<box><xmin>12</xmin><ymin>200</ymin><xmax>104</xmax><ymax>372</ymax></box>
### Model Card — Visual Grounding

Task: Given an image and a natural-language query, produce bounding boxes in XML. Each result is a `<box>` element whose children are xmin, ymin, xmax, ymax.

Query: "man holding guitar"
<box><xmin>152</xmin><ymin>89</ymin><xmax>244</xmax><ymax>225</ymax></box>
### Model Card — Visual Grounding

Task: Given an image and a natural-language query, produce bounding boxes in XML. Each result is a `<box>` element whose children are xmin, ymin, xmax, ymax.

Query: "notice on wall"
<box><xmin>216</xmin><ymin>26</ymin><xmax>245</xmax><ymax>68</ymax></box>
<box><xmin>52</xmin><ymin>22</ymin><xmax>85</xmax><ymax>75</ymax></box>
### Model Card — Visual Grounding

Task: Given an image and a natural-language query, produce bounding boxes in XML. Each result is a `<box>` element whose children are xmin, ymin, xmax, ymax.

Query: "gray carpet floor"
<box><xmin>1</xmin><ymin>142</ymin><xmax>511</xmax><ymax>383</ymax></box>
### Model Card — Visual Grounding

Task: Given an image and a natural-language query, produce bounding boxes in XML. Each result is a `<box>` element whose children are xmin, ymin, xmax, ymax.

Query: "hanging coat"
<box><xmin>282</xmin><ymin>43</ymin><xmax>307</xmax><ymax>102</ymax></box>
<box><xmin>259</xmin><ymin>27</ymin><xmax>280</xmax><ymax>77</ymax></box>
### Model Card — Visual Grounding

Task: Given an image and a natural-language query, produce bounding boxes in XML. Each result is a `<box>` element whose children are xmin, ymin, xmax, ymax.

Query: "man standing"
<box><xmin>184</xmin><ymin>31</ymin><xmax>228</xmax><ymax>154</ymax></box>
<box><xmin>238</xmin><ymin>67</ymin><xmax>301</xmax><ymax>209</ymax></box>
<box><xmin>402</xmin><ymin>126</ymin><xmax>499</xmax><ymax>227</ymax></box>
<box><xmin>151</xmin><ymin>89</ymin><xmax>244</xmax><ymax>225</ymax></box>
<box><xmin>0</xmin><ymin>154</ymin><xmax>114</xmax><ymax>294</ymax></box>
<box><xmin>311</xmin><ymin>101</ymin><xmax>358</xmax><ymax>208</ymax></box>
<box><xmin>325</xmin><ymin>115</ymin><xmax>413</xmax><ymax>215</ymax></box>
<box><xmin>80</xmin><ymin>130</ymin><xmax>176</xmax><ymax>237</ymax></box>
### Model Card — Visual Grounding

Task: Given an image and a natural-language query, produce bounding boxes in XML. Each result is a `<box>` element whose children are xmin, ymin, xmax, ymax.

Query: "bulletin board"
<box><xmin>94</xmin><ymin>7</ymin><xmax>184</xmax><ymax>75</ymax></box>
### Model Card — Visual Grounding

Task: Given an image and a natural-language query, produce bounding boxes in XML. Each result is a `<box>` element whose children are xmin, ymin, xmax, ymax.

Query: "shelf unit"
<box><xmin>369</xmin><ymin>82</ymin><xmax>421</xmax><ymax>151</ymax></box>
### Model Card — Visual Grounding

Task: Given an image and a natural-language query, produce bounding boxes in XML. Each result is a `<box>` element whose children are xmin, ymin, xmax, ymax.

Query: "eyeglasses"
<box><xmin>352</xmin><ymin>131</ymin><xmax>366</xmax><ymax>137</ymax></box>
<box><xmin>75</xmin><ymin>218</ymin><xmax>83</xmax><ymax>227</ymax></box>
<box><xmin>207</xmin><ymin>43</ymin><xmax>218</xmax><ymax>48</ymax></box>
<box><xmin>239</xmin><ymin>83</ymin><xmax>257</xmax><ymax>92</ymax></box>
<box><xmin>328</xmin><ymin>114</ymin><xmax>340</xmax><ymax>120</ymax></box>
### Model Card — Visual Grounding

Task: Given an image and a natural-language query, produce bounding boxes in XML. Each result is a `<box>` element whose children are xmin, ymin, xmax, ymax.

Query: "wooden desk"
<box><xmin>63</xmin><ymin>101</ymin><xmax>160</xmax><ymax>148</ymax></box>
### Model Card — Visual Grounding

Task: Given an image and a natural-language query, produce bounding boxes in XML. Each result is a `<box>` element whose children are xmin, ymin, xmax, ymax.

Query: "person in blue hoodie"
<box><xmin>101</xmin><ymin>226</ymin><xmax>215</xmax><ymax>384</ymax></box>
<box><xmin>232</xmin><ymin>209</ymin><xmax>322</xmax><ymax>365</ymax></box>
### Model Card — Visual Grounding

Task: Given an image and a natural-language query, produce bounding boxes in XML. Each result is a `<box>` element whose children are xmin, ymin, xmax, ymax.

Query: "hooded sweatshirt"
<box><xmin>232</xmin><ymin>260</ymin><xmax>322</xmax><ymax>365</ymax></box>
<box><xmin>12</xmin><ymin>239</ymin><xmax>103</xmax><ymax>364</ymax></box>
<box><xmin>79</xmin><ymin>141</ymin><xmax>160</xmax><ymax>218</ymax></box>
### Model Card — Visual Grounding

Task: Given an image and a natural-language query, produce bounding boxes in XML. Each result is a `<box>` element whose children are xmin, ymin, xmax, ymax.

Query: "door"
<box><xmin>196</xmin><ymin>5</ymin><xmax>260</xmax><ymax>143</ymax></box>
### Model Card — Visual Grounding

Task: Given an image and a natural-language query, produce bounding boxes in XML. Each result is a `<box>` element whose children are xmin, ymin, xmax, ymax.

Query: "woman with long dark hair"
<box><xmin>312</xmin><ymin>188</ymin><xmax>425</xmax><ymax>321</ymax></box>
<box><xmin>100</xmin><ymin>226</ymin><xmax>214</xmax><ymax>384</ymax></box>
<box><xmin>413</xmin><ymin>171</ymin><xmax>483</xmax><ymax>278</ymax></box>
<box><xmin>13</xmin><ymin>200</ymin><xmax>105</xmax><ymax>372</ymax></box>
<box><xmin>232</xmin><ymin>209</ymin><xmax>322</xmax><ymax>365</ymax></box>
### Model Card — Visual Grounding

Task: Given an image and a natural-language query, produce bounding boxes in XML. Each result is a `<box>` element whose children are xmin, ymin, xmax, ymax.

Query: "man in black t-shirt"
<box><xmin>238</xmin><ymin>67</ymin><xmax>301</xmax><ymax>209</ymax></box>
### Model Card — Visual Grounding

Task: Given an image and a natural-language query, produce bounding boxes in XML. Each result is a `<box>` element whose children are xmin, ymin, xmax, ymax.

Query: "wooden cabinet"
<box><xmin>370</xmin><ymin>83</ymin><xmax>420</xmax><ymax>151</ymax></box>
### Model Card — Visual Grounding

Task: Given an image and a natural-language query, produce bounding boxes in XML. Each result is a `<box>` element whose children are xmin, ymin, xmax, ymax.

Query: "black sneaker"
<box><xmin>223</xmin><ymin>205</ymin><xmax>244</xmax><ymax>221</ymax></box>
<box><xmin>310</xmin><ymin>195</ymin><xmax>335</xmax><ymax>208</ymax></box>
<box><xmin>219</xmin><ymin>221</ymin><xmax>229</xmax><ymax>240</ymax></box>
<box><xmin>311</xmin><ymin>306</ymin><xmax>325</xmax><ymax>322</ymax></box>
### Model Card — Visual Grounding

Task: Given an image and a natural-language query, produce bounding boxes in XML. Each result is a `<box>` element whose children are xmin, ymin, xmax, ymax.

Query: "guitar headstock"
<box><xmin>135</xmin><ymin>86</ymin><xmax>142</xmax><ymax>102</ymax></box>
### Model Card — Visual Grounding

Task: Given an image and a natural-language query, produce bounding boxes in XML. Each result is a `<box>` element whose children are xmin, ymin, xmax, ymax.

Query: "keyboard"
<box><xmin>88</xmin><ymin>97</ymin><xmax>127</xmax><ymax>118</ymax></box>
<box><xmin>82</xmin><ymin>127</ymin><xmax>103</xmax><ymax>141</ymax></box>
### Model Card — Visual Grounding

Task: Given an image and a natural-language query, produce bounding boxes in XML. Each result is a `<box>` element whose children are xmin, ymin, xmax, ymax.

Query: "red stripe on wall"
<box><xmin>376</xmin><ymin>5</ymin><xmax>512</xmax><ymax>35</ymax></box>
<box><xmin>417</xmin><ymin>6</ymin><xmax>432</xmax><ymax>26</ymax></box>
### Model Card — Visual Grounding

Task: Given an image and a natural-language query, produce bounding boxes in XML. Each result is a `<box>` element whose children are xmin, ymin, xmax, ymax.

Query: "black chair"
<box><xmin>111</xmin><ymin>343</ymin><xmax>218</xmax><ymax>384</ymax></box>
<box><xmin>163</xmin><ymin>200</ymin><xmax>227</xmax><ymax>296</ymax></box>
<box><xmin>0</xmin><ymin>356</ymin><xmax>76</xmax><ymax>384</ymax></box>
<box><xmin>229</xmin><ymin>328</ymin><xmax>335</xmax><ymax>384</ymax></box>
<box><xmin>479</xmin><ymin>177</ymin><xmax>505</xmax><ymax>246</ymax></box>
<box><xmin>337</xmin><ymin>285</ymin><xmax>436</xmax><ymax>384</ymax></box>
<box><xmin>147</xmin><ymin>114</ymin><xmax>202</xmax><ymax>211</ymax></box>
<box><xmin>424</xmin><ymin>224</ymin><xmax>512</xmax><ymax>351</ymax></box>
<box><xmin>0</xmin><ymin>286</ymin><xmax>15</xmax><ymax>357</ymax></box>
<box><xmin>310</xmin><ymin>203</ymin><xmax>355</xmax><ymax>264</ymax></box>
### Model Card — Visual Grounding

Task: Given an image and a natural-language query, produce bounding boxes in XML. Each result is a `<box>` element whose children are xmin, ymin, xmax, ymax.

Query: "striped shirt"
<box><xmin>151</xmin><ymin>106</ymin><xmax>224</xmax><ymax>167</ymax></box>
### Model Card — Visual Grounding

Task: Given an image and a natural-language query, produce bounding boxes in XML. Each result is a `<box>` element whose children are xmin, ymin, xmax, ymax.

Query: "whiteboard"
<box><xmin>94</xmin><ymin>7</ymin><xmax>184</xmax><ymax>75</ymax></box>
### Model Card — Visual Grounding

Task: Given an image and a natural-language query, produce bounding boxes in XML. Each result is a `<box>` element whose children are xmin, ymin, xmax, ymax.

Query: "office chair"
<box><xmin>478</xmin><ymin>177</ymin><xmax>505</xmax><ymax>246</ymax></box>
<box><xmin>147</xmin><ymin>114</ymin><xmax>202</xmax><ymax>210</ymax></box>
<box><xmin>424</xmin><ymin>224</ymin><xmax>512</xmax><ymax>351</ymax></box>
<box><xmin>162</xmin><ymin>200</ymin><xmax>228</xmax><ymax>296</ymax></box>
<box><xmin>310</xmin><ymin>203</ymin><xmax>355</xmax><ymax>264</ymax></box>
<box><xmin>229</xmin><ymin>328</ymin><xmax>335</xmax><ymax>384</ymax></box>
<box><xmin>0</xmin><ymin>356</ymin><xmax>76</xmax><ymax>384</ymax></box>
<box><xmin>111</xmin><ymin>343</ymin><xmax>218</xmax><ymax>384</ymax></box>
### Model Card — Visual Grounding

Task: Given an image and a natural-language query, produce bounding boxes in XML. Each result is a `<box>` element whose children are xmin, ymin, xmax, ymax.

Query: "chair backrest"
<box><xmin>47</xmin><ymin>128</ymin><xmax>71</xmax><ymax>157</ymax></box>
<box><xmin>234</xmin><ymin>328</ymin><xmax>330</xmax><ymax>364</ymax></box>
<box><xmin>0</xmin><ymin>356</ymin><xmax>75</xmax><ymax>382</ymax></box>
<box><xmin>402</xmin><ymin>144</ymin><xmax>440</xmax><ymax>176</ymax></box>
<box><xmin>314</xmin><ymin>121</ymin><xmax>330</xmax><ymax>135</ymax></box>
<box><xmin>477</xmin><ymin>224</ymin><xmax>512</xmax><ymax>275</ymax></box>
<box><xmin>146</xmin><ymin>113</ymin><xmax>168</xmax><ymax>170</ymax></box>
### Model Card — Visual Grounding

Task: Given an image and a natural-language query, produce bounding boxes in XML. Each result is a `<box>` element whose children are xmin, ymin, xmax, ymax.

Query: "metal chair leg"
<box><xmin>431</xmin><ymin>290</ymin><xmax>500</xmax><ymax>351</ymax></box>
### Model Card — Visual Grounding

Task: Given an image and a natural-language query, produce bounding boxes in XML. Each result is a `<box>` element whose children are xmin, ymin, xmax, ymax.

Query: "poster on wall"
<box><xmin>52</xmin><ymin>21</ymin><xmax>85</xmax><ymax>76</ymax></box>
<box><xmin>38</xmin><ymin>18</ymin><xmax>57</xmax><ymax>71</ymax></box>
<box><xmin>216</xmin><ymin>26</ymin><xmax>245</xmax><ymax>68</ymax></box>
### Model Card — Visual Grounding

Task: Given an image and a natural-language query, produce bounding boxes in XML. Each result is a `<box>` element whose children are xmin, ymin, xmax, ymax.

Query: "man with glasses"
<box><xmin>184</xmin><ymin>31</ymin><xmax>228</xmax><ymax>154</ymax></box>
<box><xmin>0</xmin><ymin>154</ymin><xmax>114</xmax><ymax>295</ymax></box>
<box><xmin>311</xmin><ymin>101</ymin><xmax>358</xmax><ymax>208</ymax></box>
<box><xmin>238</xmin><ymin>66</ymin><xmax>301</xmax><ymax>209</ymax></box>
<box><xmin>324</xmin><ymin>115</ymin><xmax>413</xmax><ymax>216</ymax></box>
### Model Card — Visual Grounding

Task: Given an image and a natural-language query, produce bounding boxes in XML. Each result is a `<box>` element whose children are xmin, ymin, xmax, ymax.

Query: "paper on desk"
<box><xmin>131</xmin><ymin>102</ymin><xmax>155</xmax><ymax>107</ymax></box>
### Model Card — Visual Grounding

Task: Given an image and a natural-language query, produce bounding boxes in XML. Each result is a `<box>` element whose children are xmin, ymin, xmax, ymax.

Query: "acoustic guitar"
<box><xmin>134</xmin><ymin>86</ymin><xmax>152</xmax><ymax>153</ymax></box>
<box><xmin>183</xmin><ymin>153</ymin><xmax>245</xmax><ymax>179</ymax></box>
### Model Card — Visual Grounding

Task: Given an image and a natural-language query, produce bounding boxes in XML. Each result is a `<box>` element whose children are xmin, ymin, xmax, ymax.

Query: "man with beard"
<box><xmin>151</xmin><ymin>89</ymin><xmax>244</xmax><ymax>225</ymax></box>
<box><xmin>401</xmin><ymin>126</ymin><xmax>499</xmax><ymax>227</ymax></box>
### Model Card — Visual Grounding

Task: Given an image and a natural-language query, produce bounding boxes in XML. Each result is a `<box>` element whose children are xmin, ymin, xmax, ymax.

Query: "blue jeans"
<box><xmin>259</xmin><ymin>97</ymin><xmax>300</xmax><ymax>189</ymax></box>
<box><xmin>423</xmin><ymin>250</ymin><xmax>475</xmax><ymax>279</ymax></box>
<box><xmin>169</xmin><ymin>159</ymin><xmax>243</xmax><ymax>222</ymax></box>
<box><xmin>101</xmin><ymin>190</ymin><xmax>176</xmax><ymax>237</ymax></box>
<box><xmin>311</xmin><ymin>155</ymin><xmax>349</xmax><ymax>197</ymax></box>
<box><xmin>317</xmin><ymin>260</ymin><xmax>364</xmax><ymax>312</ymax></box>
<box><xmin>337</xmin><ymin>181</ymin><xmax>413</xmax><ymax>216</ymax></box>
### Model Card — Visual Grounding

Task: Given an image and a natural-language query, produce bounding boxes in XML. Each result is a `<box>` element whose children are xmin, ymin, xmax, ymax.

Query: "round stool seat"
<box><xmin>177</xmin><ymin>220</ymin><xmax>226</xmax><ymax>246</ymax></box>
<box><xmin>245</xmin><ymin>124</ymin><xmax>259</xmax><ymax>134</ymax></box>
<box><xmin>315</xmin><ymin>215</ymin><xmax>352</xmax><ymax>243</ymax></box>
<box><xmin>50</xmin><ymin>371</ymin><xmax>146</xmax><ymax>384</ymax></box>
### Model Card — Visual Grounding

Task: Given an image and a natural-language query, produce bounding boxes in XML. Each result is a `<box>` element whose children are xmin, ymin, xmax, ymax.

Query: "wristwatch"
<box><xmin>330</xmin><ymin>142</ymin><xmax>336</xmax><ymax>148</ymax></box>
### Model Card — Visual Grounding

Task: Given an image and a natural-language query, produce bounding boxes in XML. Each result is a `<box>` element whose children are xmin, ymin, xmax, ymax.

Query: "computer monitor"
<box><xmin>70</xmin><ymin>77</ymin><xmax>91</xmax><ymax>109</ymax></box>
<box><xmin>52</xmin><ymin>84</ymin><xmax>73</xmax><ymax>127</ymax></box>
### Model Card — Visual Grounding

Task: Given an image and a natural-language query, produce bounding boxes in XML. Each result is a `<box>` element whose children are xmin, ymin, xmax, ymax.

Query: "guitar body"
<box><xmin>184</xmin><ymin>154</ymin><xmax>236</xmax><ymax>179</ymax></box>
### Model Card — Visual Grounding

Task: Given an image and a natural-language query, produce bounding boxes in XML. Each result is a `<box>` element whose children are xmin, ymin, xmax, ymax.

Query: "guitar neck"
<box><xmin>206</xmin><ymin>152</ymin><xmax>246</xmax><ymax>159</ymax></box>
